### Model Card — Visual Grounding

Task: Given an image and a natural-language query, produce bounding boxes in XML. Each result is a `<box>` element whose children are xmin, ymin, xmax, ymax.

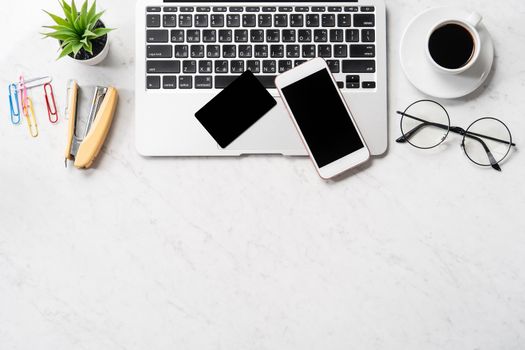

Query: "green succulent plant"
<box><xmin>43</xmin><ymin>0</ymin><xmax>114</xmax><ymax>59</ymax></box>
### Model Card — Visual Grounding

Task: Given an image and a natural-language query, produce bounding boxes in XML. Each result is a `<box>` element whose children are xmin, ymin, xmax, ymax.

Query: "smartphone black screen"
<box><xmin>281</xmin><ymin>68</ymin><xmax>365</xmax><ymax>168</ymax></box>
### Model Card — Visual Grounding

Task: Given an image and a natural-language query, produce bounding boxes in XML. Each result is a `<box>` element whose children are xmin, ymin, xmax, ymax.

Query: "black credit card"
<box><xmin>195</xmin><ymin>71</ymin><xmax>277</xmax><ymax>148</ymax></box>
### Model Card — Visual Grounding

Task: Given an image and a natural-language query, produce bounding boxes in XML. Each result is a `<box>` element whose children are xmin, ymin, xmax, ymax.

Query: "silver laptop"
<box><xmin>135</xmin><ymin>1</ymin><xmax>387</xmax><ymax>156</ymax></box>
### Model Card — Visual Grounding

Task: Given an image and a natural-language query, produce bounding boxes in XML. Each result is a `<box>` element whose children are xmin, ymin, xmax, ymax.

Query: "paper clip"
<box><xmin>19</xmin><ymin>75</ymin><xmax>39</xmax><ymax>138</ymax></box>
<box><xmin>8</xmin><ymin>83</ymin><xmax>21</xmax><ymax>124</ymax></box>
<box><xmin>44</xmin><ymin>83</ymin><xmax>58</xmax><ymax>123</ymax></box>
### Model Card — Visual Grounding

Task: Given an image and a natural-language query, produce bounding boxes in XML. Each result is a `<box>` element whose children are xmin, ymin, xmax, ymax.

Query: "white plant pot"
<box><xmin>72</xmin><ymin>38</ymin><xmax>110</xmax><ymax>66</ymax></box>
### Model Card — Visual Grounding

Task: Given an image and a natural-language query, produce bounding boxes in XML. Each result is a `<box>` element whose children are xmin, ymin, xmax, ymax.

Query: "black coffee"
<box><xmin>428</xmin><ymin>23</ymin><xmax>475</xmax><ymax>70</ymax></box>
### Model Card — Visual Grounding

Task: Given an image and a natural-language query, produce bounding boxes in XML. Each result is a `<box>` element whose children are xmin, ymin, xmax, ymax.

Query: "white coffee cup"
<box><xmin>426</xmin><ymin>13</ymin><xmax>483</xmax><ymax>75</ymax></box>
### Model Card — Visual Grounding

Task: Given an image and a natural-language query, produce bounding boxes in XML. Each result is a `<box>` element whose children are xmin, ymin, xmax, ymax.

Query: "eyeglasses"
<box><xmin>396</xmin><ymin>100</ymin><xmax>516</xmax><ymax>171</ymax></box>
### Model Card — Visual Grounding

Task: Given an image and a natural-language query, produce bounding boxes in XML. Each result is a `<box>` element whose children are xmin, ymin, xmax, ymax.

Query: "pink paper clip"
<box><xmin>44</xmin><ymin>83</ymin><xmax>58</xmax><ymax>123</ymax></box>
<box><xmin>19</xmin><ymin>75</ymin><xmax>29</xmax><ymax>112</ymax></box>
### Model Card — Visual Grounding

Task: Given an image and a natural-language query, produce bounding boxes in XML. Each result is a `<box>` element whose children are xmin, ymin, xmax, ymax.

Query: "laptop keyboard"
<box><xmin>145</xmin><ymin>5</ymin><xmax>377</xmax><ymax>90</ymax></box>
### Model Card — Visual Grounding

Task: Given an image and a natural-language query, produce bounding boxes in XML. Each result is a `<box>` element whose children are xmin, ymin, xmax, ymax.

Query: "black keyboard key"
<box><xmin>179</xmin><ymin>15</ymin><xmax>192</xmax><ymax>27</ymax></box>
<box><xmin>163</xmin><ymin>14</ymin><xmax>177</xmax><ymax>27</ymax></box>
<box><xmin>213</xmin><ymin>7</ymin><xmax>227</xmax><ymax>12</ymax></box>
<box><xmin>164</xmin><ymin>7</ymin><xmax>177</xmax><ymax>13</ymax></box>
<box><xmin>286</xmin><ymin>45</ymin><xmax>300</xmax><ymax>58</ymax></box>
<box><xmin>147</xmin><ymin>7</ymin><xmax>161</xmax><ymax>12</ymax></box>
<box><xmin>171</xmin><ymin>29</ymin><xmax>184</xmax><ymax>42</ymax></box>
<box><xmin>279</xmin><ymin>60</ymin><xmax>293</xmax><ymax>73</ymax></box>
<box><xmin>344</xmin><ymin>6</ymin><xmax>358</xmax><ymax>12</ymax></box>
<box><xmin>354</xmin><ymin>14</ymin><xmax>375</xmax><ymax>27</ymax></box>
<box><xmin>255</xmin><ymin>75</ymin><xmax>277</xmax><ymax>88</ymax></box>
<box><xmin>230</xmin><ymin>7</ymin><xmax>243</xmax><ymax>12</ymax></box>
<box><xmin>263</xmin><ymin>60</ymin><xmax>276</xmax><ymax>73</ymax></box>
<box><xmin>254</xmin><ymin>45</ymin><xmax>268</xmax><ymax>58</ymax></box>
<box><xmin>227</xmin><ymin>14</ymin><xmax>240</xmax><ymax>27</ymax></box>
<box><xmin>318</xmin><ymin>45</ymin><xmax>331</xmax><ymax>58</ymax></box>
<box><xmin>215</xmin><ymin>75</ymin><xmax>237</xmax><ymax>88</ymax></box>
<box><xmin>295</xmin><ymin>7</ymin><xmax>309</xmax><ymax>12</ymax></box>
<box><xmin>361</xmin><ymin>6</ymin><xmax>375</xmax><ymax>12</ymax></box>
<box><xmin>350</xmin><ymin>44</ymin><xmax>375</xmax><ymax>57</ymax></box>
<box><xmin>243</xmin><ymin>14</ymin><xmax>256</xmax><ymax>27</ymax></box>
<box><xmin>258</xmin><ymin>14</ymin><xmax>272</xmax><ymax>27</ymax></box>
<box><xmin>330</xmin><ymin>29</ymin><xmax>344</xmax><ymax>42</ymax></box>
<box><xmin>215</xmin><ymin>60</ymin><xmax>228</xmax><ymax>73</ymax></box>
<box><xmin>190</xmin><ymin>45</ymin><xmax>204</xmax><ymax>58</ymax></box>
<box><xmin>179</xmin><ymin>76</ymin><xmax>192</xmax><ymax>89</ymax></box>
<box><xmin>338</xmin><ymin>14</ymin><xmax>351</xmax><ymax>27</ymax></box>
<box><xmin>326</xmin><ymin>60</ymin><xmax>340</xmax><ymax>73</ymax></box>
<box><xmin>270</xmin><ymin>45</ymin><xmax>284</xmax><ymax>58</ymax></box>
<box><xmin>234</xmin><ymin>29</ymin><xmax>248</xmax><ymax>42</ymax></box>
<box><xmin>195</xmin><ymin>76</ymin><xmax>213</xmax><ymax>89</ymax></box>
<box><xmin>206</xmin><ymin>44</ymin><xmax>220</xmax><ymax>58</ymax></box>
<box><xmin>314</xmin><ymin>29</ymin><xmax>327</xmax><ymax>42</ymax></box>
<box><xmin>346</xmin><ymin>29</ymin><xmax>359</xmax><ymax>42</ymax></box>
<box><xmin>147</xmin><ymin>60</ymin><xmax>181</xmax><ymax>73</ymax></box>
<box><xmin>246</xmin><ymin>7</ymin><xmax>260</xmax><ymax>13</ymax></box>
<box><xmin>238</xmin><ymin>45</ymin><xmax>252</xmax><ymax>58</ymax></box>
<box><xmin>322</xmin><ymin>14</ymin><xmax>335</xmax><ymax>27</ymax></box>
<box><xmin>195</xmin><ymin>14</ymin><xmax>208</xmax><ymax>27</ymax></box>
<box><xmin>211</xmin><ymin>14</ymin><xmax>224</xmax><ymax>27</ymax></box>
<box><xmin>295</xmin><ymin>60</ymin><xmax>307</xmax><ymax>66</ymax></box>
<box><xmin>163</xmin><ymin>76</ymin><xmax>177</xmax><ymax>89</ymax></box>
<box><xmin>362</xmin><ymin>29</ymin><xmax>375</xmax><ymax>42</ymax></box>
<box><xmin>182</xmin><ymin>60</ymin><xmax>196</xmax><ymax>73</ymax></box>
<box><xmin>218</xmin><ymin>29</ymin><xmax>232</xmax><ymax>42</ymax></box>
<box><xmin>174</xmin><ymin>45</ymin><xmax>188</xmax><ymax>58</ymax></box>
<box><xmin>290</xmin><ymin>14</ymin><xmax>304</xmax><ymax>27</ymax></box>
<box><xmin>347</xmin><ymin>82</ymin><xmax>359</xmax><ymax>89</ymax></box>
<box><xmin>328</xmin><ymin>7</ymin><xmax>342</xmax><ymax>12</ymax></box>
<box><xmin>203</xmin><ymin>29</ymin><xmax>216</xmax><ymax>42</ymax></box>
<box><xmin>274</xmin><ymin>14</ymin><xmax>288</xmax><ymax>27</ymax></box>
<box><xmin>231</xmin><ymin>60</ymin><xmax>244</xmax><ymax>73</ymax></box>
<box><xmin>337</xmin><ymin>81</ymin><xmax>344</xmax><ymax>88</ymax></box>
<box><xmin>180</xmin><ymin>7</ymin><xmax>194</xmax><ymax>12</ymax></box>
<box><xmin>266</xmin><ymin>29</ymin><xmax>280</xmax><ymax>42</ymax></box>
<box><xmin>223</xmin><ymin>45</ymin><xmax>236</xmax><ymax>58</ymax></box>
<box><xmin>298</xmin><ymin>29</ymin><xmax>312</xmax><ymax>42</ymax></box>
<box><xmin>250</xmin><ymin>29</ymin><xmax>264</xmax><ymax>42</ymax></box>
<box><xmin>312</xmin><ymin>7</ymin><xmax>325</xmax><ymax>12</ymax></box>
<box><xmin>147</xmin><ymin>30</ymin><xmax>168</xmax><ymax>43</ymax></box>
<box><xmin>186</xmin><ymin>30</ymin><xmax>200</xmax><ymax>42</ymax></box>
<box><xmin>306</xmin><ymin>14</ymin><xmax>319</xmax><ymax>27</ymax></box>
<box><xmin>282</xmin><ymin>29</ymin><xmax>296</xmax><ymax>42</ymax></box>
<box><xmin>362</xmin><ymin>81</ymin><xmax>376</xmax><ymax>89</ymax></box>
<box><xmin>302</xmin><ymin>45</ymin><xmax>315</xmax><ymax>58</ymax></box>
<box><xmin>262</xmin><ymin>7</ymin><xmax>276</xmax><ymax>12</ymax></box>
<box><xmin>146</xmin><ymin>14</ymin><xmax>161</xmax><ymax>27</ymax></box>
<box><xmin>147</xmin><ymin>76</ymin><xmax>160</xmax><ymax>89</ymax></box>
<box><xmin>197</xmin><ymin>7</ymin><xmax>210</xmax><ymax>12</ymax></box>
<box><xmin>279</xmin><ymin>7</ymin><xmax>292</xmax><ymax>12</ymax></box>
<box><xmin>346</xmin><ymin>75</ymin><xmax>360</xmax><ymax>83</ymax></box>
<box><xmin>147</xmin><ymin>45</ymin><xmax>172</xmax><ymax>58</ymax></box>
<box><xmin>342</xmin><ymin>60</ymin><xmax>376</xmax><ymax>73</ymax></box>
<box><xmin>334</xmin><ymin>44</ymin><xmax>348</xmax><ymax>57</ymax></box>
<box><xmin>247</xmin><ymin>60</ymin><xmax>261</xmax><ymax>73</ymax></box>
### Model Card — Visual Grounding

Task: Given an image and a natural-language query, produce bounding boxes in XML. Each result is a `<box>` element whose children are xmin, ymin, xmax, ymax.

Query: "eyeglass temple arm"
<box><xmin>396</xmin><ymin>111</ymin><xmax>504</xmax><ymax>171</ymax></box>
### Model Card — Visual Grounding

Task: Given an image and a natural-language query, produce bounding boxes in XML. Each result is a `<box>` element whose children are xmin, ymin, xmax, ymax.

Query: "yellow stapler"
<box><xmin>64</xmin><ymin>80</ymin><xmax>118</xmax><ymax>169</ymax></box>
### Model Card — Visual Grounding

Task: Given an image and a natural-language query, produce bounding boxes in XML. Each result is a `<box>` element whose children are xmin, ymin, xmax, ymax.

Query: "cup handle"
<box><xmin>466</xmin><ymin>12</ymin><xmax>482</xmax><ymax>28</ymax></box>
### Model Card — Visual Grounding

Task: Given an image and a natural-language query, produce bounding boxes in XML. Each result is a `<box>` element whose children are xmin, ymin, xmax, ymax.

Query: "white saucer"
<box><xmin>400</xmin><ymin>7</ymin><xmax>494</xmax><ymax>99</ymax></box>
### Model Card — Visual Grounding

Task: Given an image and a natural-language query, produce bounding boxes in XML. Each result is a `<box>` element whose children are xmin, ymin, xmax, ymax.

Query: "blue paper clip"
<box><xmin>8</xmin><ymin>83</ymin><xmax>21</xmax><ymax>124</ymax></box>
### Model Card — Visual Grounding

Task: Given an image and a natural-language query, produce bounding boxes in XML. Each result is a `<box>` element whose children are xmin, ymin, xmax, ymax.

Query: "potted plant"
<box><xmin>42</xmin><ymin>0</ymin><xmax>114</xmax><ymax>65</ymax></box>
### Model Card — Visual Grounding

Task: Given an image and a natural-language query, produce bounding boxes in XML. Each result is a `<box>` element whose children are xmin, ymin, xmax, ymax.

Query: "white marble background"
<box><xmin>1</xmin><ymin>0</ymin><xmax>524</xmax><ymax>349</ymax></box>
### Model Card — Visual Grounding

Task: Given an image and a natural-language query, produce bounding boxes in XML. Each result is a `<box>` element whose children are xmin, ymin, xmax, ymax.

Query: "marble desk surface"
<box><xmin>1</xmin><ymin>0</ymin><xmax>524</xmax><ymax>349</ymax></box>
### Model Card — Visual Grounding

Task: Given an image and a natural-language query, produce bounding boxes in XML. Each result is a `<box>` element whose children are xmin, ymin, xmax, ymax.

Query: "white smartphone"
<box><xmin>275</xmin><ymin>58</ymin><xmax>371</xmax><ymax>179</ymax></box>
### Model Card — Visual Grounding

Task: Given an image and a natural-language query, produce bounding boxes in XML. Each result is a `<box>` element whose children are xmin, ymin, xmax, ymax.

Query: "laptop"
<box><xmin>135</xmin><ymin>1</ymin><xmax>387</xmax><ymax>156</ymax></box>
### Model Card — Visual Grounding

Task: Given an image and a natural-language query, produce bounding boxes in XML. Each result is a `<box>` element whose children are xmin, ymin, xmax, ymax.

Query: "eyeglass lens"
<box><xmin>400</xmin><ymin>100</ymin><xmax>450</xmax><ymax>149</ymax></box>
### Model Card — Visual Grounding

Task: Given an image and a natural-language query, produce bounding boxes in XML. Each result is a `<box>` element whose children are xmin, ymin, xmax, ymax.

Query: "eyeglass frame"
<box><xmin>396</xmin><ymin>99</ymin><xmax>516</xmax><ymax>172</ymax></box>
